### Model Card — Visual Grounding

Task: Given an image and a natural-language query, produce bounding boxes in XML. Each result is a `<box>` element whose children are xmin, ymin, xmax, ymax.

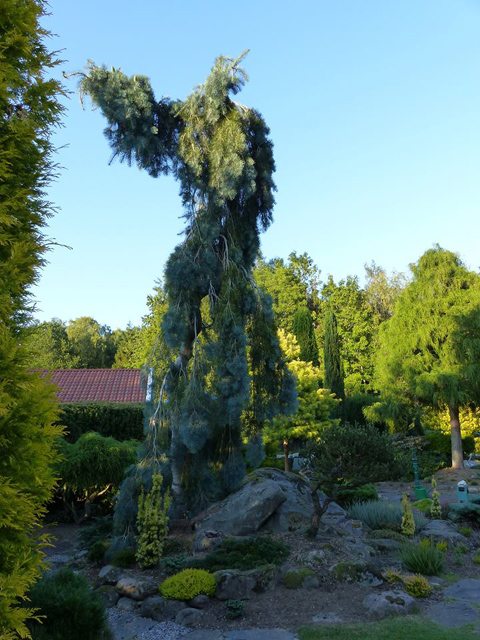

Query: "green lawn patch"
<box><xmin>298</xmin><ymin>616</ymin><xmax>478</xmax><ymax>640</ymax></box>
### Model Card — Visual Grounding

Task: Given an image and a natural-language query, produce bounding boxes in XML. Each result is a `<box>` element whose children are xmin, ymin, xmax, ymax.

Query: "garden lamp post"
<box><xmin>412</xmin><ymin>449</ymin><xmax>428</xmax><ymax>499</ymax></box>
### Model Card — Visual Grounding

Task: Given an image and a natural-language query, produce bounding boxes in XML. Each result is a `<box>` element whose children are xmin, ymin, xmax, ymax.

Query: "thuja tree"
<box><xmin>373</xmin><ymin>246</ymin><xmax>480</xmax><ymax>469</ymax></box>
<box><xmin>293</xmin><ymin>307</ymin><xmax>319</xmax><ymax>365</ymax></box>
<box><xmin>324</xmin><ymin>308</ymin><xmax>345</xmax><ymax>402</ymax></box>
<box><xmin>79</xmin><ymin>52</ymin><xmax>296</xmax><ymax>513</ymax></box>
<box><xmin>0</xmin><ymin>1</ymin><xmax>64</xmax><ymax>637</ymax></box>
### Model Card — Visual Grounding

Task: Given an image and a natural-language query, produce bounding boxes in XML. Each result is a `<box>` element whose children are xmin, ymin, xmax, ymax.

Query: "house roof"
<box><xmin>37</xmin><ymin>369</ymin><xmax>146</xmax><ymax>403</ymax></box>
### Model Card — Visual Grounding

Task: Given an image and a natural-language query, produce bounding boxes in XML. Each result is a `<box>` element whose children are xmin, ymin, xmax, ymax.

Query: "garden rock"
<box><xmin>255</xmin><ymin>469</ymin><xmax>317</xmax><ymax>533</ymax></box>
<box><xmin>138</xmin><ymin>595</ymin><xmax>185</xmax><ymax>622</ymax></box>
<box><xmin>116</xmin><ymin>575</ymin><xmax>157</xmax><ymax>600</ymax></box>
<box><xmin>188</xmin><ymin>594</ymin><xmax>210</xmax><ymax>609</ymax></box>
<box><xmin>312</xmin><ymin>612</ymin><xmax>343</xmax><ymax>624</ymax></box>
<box><xmin>363</xmin><ymin>590</ymin><xmax>416</xmax><ymax>619</ymax></box>
<box><xmin>330</xmin><ymin>561</ymin><xmax>383</xmax><ymax>586</ymax></box>
<box><xmin>368</xmin><ymin>539</ymin><xmax>402</xmax><ymax>553</ymax></box>
<box><xmin>194</xmin><ymin>478</ymin><xmax>287</xmax><ymax>536</ymax></box>
<box><xmin>192</xmin><ymin>529</ymin><xmax>224</xmax><ymax>554</ymax></box>
<box><xmin>302</xmin><ymin>575</ymin><xmax>320</xmax><ymax>589</ymax></box>
<box><xmin>426</xmin><ymin>601</ymin><xmax>480</xmax><ymax>628</ymax></box>
<box><xmin>96</xmin><ymin>564</ymin><xmax>125</xmax><ymax>587</ymax></box>
<box><xmin>107</xmin><ymin>609</ymin><xmax>157</xmax><ymax>640</ymax></box>
<box><xmin>443</xmin><ymin>578</ymin><xmax>480</xmax><ymax>604</ymax></box>
<box><xmin>96</xmin><ymin>585</ymin><xmax>120</xmax><ymax>607</ymax></box>
<box><xmin>116</xmin><ymin>596</ymin><xmax>138</xmax><ymax>612</ymax></box>
<box><xmin>421</xmin><ymin>520</ymin><xmax>466</xmax><ymax>542</ymax></box>
<box><xmin>297</xmin><ymin>549</ymin><xmax>328</xmax><ymax>566</ymax></box>
<box><xmin>175</xmin><ymin>607</ymin><xmax>204</xmax><ymax>627</ymax></box>
<box><xmin>214</xmin><ymin>570</ymin><xmax>257</xmax><ymax>600</ymax></box>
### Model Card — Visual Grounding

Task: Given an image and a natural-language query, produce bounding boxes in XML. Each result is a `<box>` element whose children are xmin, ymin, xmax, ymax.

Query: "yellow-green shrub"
<box><xmin>403</xmin><ymin>574</ymin><xmax>432</xmax><ymax>597</ymax></box>
<box><xmin>136</xmin><ymin>471</ymin><xmax>171</xmax><ymax>569</ymax></box>
<box><xmin>160</xmin><ymin>569</ymin><xmax>216</xmax><ymax>600</ymax></box>
<box><xmin>401</xmin><ymin>493</ymin><xmax>415</xmax><ymax>536</ymax></box>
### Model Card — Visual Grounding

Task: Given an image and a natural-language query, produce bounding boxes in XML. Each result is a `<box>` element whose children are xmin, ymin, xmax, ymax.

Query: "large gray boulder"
<box><xmin>194</xmin><ymin>476</ymin><xmax>287</xmax><ymax>536</ymax></box>
<box><xmin>422</xmin><ymin>520</ymin><xmax>467</xmax><ymax>542</ymax></box>
<box><xmin>363</xmin><ymin>590</ymin><xmax>416</xmax><ymax>619</ymax></box>
<box><xmin>256</xmin><ymin>469</ymin><xmax>316</xmax><ymax>533</ymax></box>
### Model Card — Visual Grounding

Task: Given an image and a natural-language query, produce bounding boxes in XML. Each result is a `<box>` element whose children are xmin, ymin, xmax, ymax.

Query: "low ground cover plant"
<box><xmin>225</xmin><ymin>599</ymin><xmax>245</xmax><ymax>619</ymax></box>
<box><xmin>160</xmin><ymin>569</ymin><xmax>216</xmax><ymax>600</ymax></box>
<box><xmin>297</xmin><ymin>616</ymin><xmax>479</xmax><ymax>640</ymax></box>
<box><xmin>401</xmin><ymin>539</ymin><xmax>445</xmax><ymax>575</ymax></box>
<box><xmin>348</xmin><ymin>500</ymin><xmax>427</xmax><ymax>532</ymax></box>
<box><xmin>283</xmin><ymin>568</ymin><xmax>316</xmax><ymax>589</ymax></box>
<box><xmin>189</xmin><ymin>537</ymin><xmax>289</xmax><ymax>572</ymax></box>
<box><xmin>26</xmin><ymin>569</ymin><xmax>112</xmax><ymax>640</ymax></box>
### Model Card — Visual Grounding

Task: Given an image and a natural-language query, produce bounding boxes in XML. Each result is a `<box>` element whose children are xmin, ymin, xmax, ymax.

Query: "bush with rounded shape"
<box><xmin>160</xmin><ymin>569</ymin><xmax>216</xmax><ymax>600</ymax></box>
<box><xmin>190</xmin><ymin>536</ymin><xmax>289</xmax><ymax>572</ymax></box>
<box><xmin>27</xmin><ymin>569</ymin><xmax>112</xmax><ymax>640</ymax></box>
<box><xmin>348</xmin><ymin>500</ymin><xmax>427</xmax><ymax>532</ymax></box>
<box><xmin>403</xmin><ymin>574</ymin><xmax>432</xmax><ymax>597</ymax></box>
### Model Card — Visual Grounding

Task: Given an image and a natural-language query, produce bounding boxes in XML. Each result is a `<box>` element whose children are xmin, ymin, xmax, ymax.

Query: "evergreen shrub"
<box><xmin>112</xmin><ymin>548</ymin><xmax>136</xmax><ymax>568</ymax></box>
<box><xmin>403</xmin><ymin>574</ymin><xmax>432</xmax><ymax>597</ymax></box>
<box><xmin>401</xmin><ymin>493</ymin><xmax>416</xmax><ymax>536</ymax></box>
<box><xmin>60</xmin><ymin>403</ymin><xmax>144</xmax><ymax>442</ymax></box>
<box><xmin>190</xmin><ymin>537</ymin><xmax>289</xmax><ymax>572</ymax></box>
<box><xmin>337</xmin><ymin>483</ymin><xmax>379</xmax><ymax>507</ymax></box>
<box><xmin>160</xmin><ymin>569</ymin><xmax>216</xmax><ymax>600</ymax></box>
<box><xmin>136</xmin><ymin>471</ymin><xmax>171</xmax><ymax>568</ymax></box>
<box><xmin>448</xmin><ymin>498</ymin><xmax>480</xmax><ymax>525</ymax></box>
<box><xmin>283</xmin><ymin>568</ymin><xmax>315</xmax><ymax>589</ymax></box>
<box><xmin>57</xmin><ymin>432</ymin><xmax>138</xmax><ymax>521</ymax></box>
<box><xmin>225</xmin><ymin>599</ymin><xmax>245</xmax><ymax>619</ymax></box>
<box><xmin>27</xmin><ymin>569</ymin><xmax>112</xmax><ymax>640</ymax></box>
<box><xmin>348</xmin><ymin>500</ymin><xmax>427</xmax><ymax>532</ymax></box>
<box><xmin>400</xmin><ymin>539</ymin><xmax>445</xmax><ymax>575</ymax></box>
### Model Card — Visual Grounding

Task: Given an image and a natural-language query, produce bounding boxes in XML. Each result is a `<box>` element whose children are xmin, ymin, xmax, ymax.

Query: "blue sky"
<box><xmin>36</xmin><ymin>0</ymin><xmax>480</xmax><ymax>329</ymax></box>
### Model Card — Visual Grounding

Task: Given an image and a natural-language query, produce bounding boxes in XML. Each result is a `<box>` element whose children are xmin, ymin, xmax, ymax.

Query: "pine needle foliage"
<box><xmin>79</xmin><ymin>53</ymin><xmax>296</xmax><ymax>511</ymax></box>
<box><xmin>293</xmin><ymin>307</ymin><xmax>319</xmax><ymax>365</ymax></box>
<box><xmin>136</xmin><ymin>471</ymin><xmax>171</xmax><ymax>569</ymax></box>
<box><xmin>0</xmin><ymin>1</ymin><xmax>65</xmax><ymax>637</ymax></box>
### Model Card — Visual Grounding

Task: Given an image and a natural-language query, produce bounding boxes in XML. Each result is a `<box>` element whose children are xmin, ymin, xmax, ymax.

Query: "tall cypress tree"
<box><xmin>79</xmin><ymin>52</ymin><xmax>296</xmax><ymax>514</ymax></box>
<box><xmin>324</xmin><ymin>308</ymin><xmax>345</xmax><ymax>402</ymax></box>
<box><xmin>293</xmin><ymin>306</ymin><xmax>319</xmax><ymax>365</ymax></box>
<box><xmin>0</xmin><ymin>1</ymin><xmax>64</xmax><ymax>636</ymax></box>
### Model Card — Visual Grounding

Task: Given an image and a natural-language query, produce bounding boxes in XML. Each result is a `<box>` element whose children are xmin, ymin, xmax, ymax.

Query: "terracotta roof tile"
<box><xmin>36</xmin><ymin>369</ymin><xmax>145</xmax><ymax>403</ymax></box>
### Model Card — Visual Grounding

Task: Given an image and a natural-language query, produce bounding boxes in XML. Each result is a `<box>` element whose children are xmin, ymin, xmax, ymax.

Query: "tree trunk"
<box><xmin>283</xmin><ymin>439</ymin><xmax>290</xmax><ymax>472</ymax></box>
<box><xmin>449</xmin><ymin>404</ymin><xmax>464</xmax><ymax>470</ymax></box>
<box><xmin>308</xmin><ymin>483</ymin><xmax>331</xmax><ymax>539</ymax></box>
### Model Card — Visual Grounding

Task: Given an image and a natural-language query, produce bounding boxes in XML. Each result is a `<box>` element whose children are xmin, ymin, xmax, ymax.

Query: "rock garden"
<box><xmin>39</xmin><ymin>466</ymin><xmax>480</xmax><ymax>640</ymax></box>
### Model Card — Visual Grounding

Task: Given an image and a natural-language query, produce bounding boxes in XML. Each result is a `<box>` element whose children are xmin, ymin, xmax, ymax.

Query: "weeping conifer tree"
<box><xmin>293</xmin><ymin>306</ymin><xmax>319</xmax><ymax>365</ymax></box>
<box><xmin>79</xmin><ymin>52</ymin><xmax>296</xmax><ymax>515</ymax></box>
<box><xmin>324</xmin><ymin>308</ymin><xmax>345</xmax><ymax>404</ymax></box>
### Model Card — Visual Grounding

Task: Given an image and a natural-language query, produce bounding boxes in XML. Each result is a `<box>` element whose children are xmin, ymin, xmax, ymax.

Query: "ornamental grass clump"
<box><xmin>136</xmin><ymin>471</ymin><xmax>171</xmax><ymax>569</ymax></box>
<box><xmin>401</xmin><ymin>539</ymin><xmax>445</xmax><ymax>575</ymax></box>
<box><xmin>160</xmin><ymin>569</ymin><xmax>216</xmax><ymax>600</ymax></box>
<box><xmin>348</xmin><ymin>500</ymin><xmax>426</xmax><ymax>532</ymax></box>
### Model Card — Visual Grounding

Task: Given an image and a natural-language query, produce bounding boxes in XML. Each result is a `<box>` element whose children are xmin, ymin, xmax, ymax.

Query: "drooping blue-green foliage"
<box><xmin>80</xmin><ymin>52</ymin><xmax>296</xmax><ymax>513</ymax></box>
